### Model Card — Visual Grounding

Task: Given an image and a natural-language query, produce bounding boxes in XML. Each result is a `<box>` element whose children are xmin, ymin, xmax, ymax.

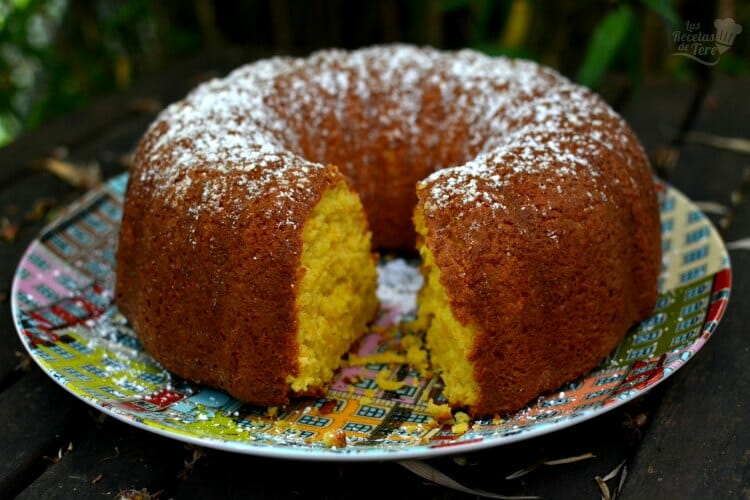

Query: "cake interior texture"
<box><xmin>290</xmin><ymin>181</ymin><xmax>378</xmax><ymax>394</ymax></box>
<box><xmin>414</xmin><ymin>208</ymin><xmax>480</xmax><ymax>408</ymax></box>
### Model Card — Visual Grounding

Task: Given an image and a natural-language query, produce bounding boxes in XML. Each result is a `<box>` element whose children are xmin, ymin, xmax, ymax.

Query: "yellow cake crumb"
<box><xmin>348</xmin><ymin>351</ymin><xmax>407</xmax><ymax>366</ymax></box>
<box><xmin>374</xmin><ymin>370</ymin><xmax>405</xmax><ymax>391</ymax></box>
<box><xmin>322</xmin><ymin>429</ymin><xmax>347</xmax><ymax>448</ymax></box>
<box><xmin>426</xmin><ymin>399</ymin><xmax>453</xmax><ymax>424</ymax></box>
<box><xmin>275</xmin><ymin>420</ymin><xmax>290</xmax><ymax>431</ymax></box>
<box><xmin>454</xmin><ymin>411</ymin><xmax>471</xmax><ymax>425</ymax></box>
<box><xmin>400</xmin><ymin>333</ymin><xmax>421</xmax><ymax>350</ymax></box>
<box><xmin>405</xmin><ymin>343</ymin><xmax>428</xmax><ymax>371</ymax></box>
<box><xmin>451</xmin><ymin>421</ymin><xmax>469</xmax><ymax>434</ymax></box>
<box><xmin>346</xmin><ymin>331</ymin><xmax>429</xmax><ymax>374</ymax></box>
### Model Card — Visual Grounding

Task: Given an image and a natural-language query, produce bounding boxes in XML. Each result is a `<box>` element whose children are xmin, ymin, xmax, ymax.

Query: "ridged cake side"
<box><xmin>415</xmin><ymin>86</ymin><xmax>660</xmax><ymax>415</ymax></box>
<box><xmin>115</xmin><ymin>155</ymin><xmax>376</xmax><ymax>406</ymax></box>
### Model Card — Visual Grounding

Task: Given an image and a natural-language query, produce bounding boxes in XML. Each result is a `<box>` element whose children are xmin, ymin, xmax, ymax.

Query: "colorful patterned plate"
<box><xmin>11</xmin><ymin>174</ymin><xmax>731</xmax><ymax>461</ymax></box>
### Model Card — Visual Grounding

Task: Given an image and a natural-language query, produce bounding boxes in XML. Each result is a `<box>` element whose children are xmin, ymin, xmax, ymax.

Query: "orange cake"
<box><xmin>115</xmin><ymin>45</ymin><xmax>660</xmax><ymax>415</ymax></box>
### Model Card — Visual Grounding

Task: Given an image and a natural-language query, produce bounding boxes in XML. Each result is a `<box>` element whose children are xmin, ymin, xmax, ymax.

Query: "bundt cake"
<box><xmin>115</xmin><ymin>45</ymin><xmax>660</xmax><ymax>415</ymax></box>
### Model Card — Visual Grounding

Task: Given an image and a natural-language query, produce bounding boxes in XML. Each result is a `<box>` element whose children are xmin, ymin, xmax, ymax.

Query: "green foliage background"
<box><xmin>0</xmin><ymin>0</ymin><xmax>747</xmax><ymax>147</ymax></box>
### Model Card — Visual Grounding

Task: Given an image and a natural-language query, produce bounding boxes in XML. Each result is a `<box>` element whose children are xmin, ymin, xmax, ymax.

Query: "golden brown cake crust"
<box><xmin>116</xmin><ymin>147</ymin><xmax>344</xmax><ymax>406</ymax></box>
<box><xmin>417</xmin><ymin>108</ymin><xmax>660</xmax><ymax>416</ymax></box>
<box><xmin>116</xmin><ymin>45</ymin><xmax>660</xmax><ymax>413</ymax></box>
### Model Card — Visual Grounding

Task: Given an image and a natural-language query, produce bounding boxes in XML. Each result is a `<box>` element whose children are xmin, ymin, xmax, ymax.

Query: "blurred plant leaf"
<box><xmin>576</xmin><ymin>4</ymin><xmax>635</xmax><ymax>88</ymax></box>
<box><xmin>624</xmin><ymin>12</ymin><xmax>643</xmax><ymax>87</ymax></box>
<box><xmin>639</xmin><ymin>0</ymin><xmax>680</xmax><ymax>27</ymax></box>
<box><xmin>472</xmin><ymin>0</ymin><xmax>496</xmax><ymax>42</ymax></box>
<box><xmin>499</xmin><ymin>0</ymin><xmax>530</xmax><ymax>49</ymax></box>
<box><xmin>440</xmin><ymin>0</ymin><xmax>471</xmax><ymax>12</ymax></box>
<box><xmin>717</xmin><ymin>53</ymin><xmax>750</xmax><ymax>75</ymax></box>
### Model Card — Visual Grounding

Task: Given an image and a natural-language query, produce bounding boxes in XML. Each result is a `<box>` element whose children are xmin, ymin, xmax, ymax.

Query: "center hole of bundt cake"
<box><xmin>269</xmin><ymin>74</ymin><xmax>480</xmax><ymax>251</ymax></box>
<box><xmin>295</xmin><ymin>147</ymin><xmax>477</xmax><ymax>252</ymax></box>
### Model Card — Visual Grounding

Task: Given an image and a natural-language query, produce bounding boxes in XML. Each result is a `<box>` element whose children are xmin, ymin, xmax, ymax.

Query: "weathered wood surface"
<box><xmin>0</xmin><ymin>50</ymin><xmax>746</xmax><ymax>499</ymax></box>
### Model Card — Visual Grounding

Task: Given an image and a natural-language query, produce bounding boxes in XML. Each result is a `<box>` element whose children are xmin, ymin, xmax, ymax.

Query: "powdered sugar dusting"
<box><xmin>134</xmin><ymin>45</ymin><xmax>641</xmax><ymax>221</ymax></box>
<box><xmin>419</xmin><ymin>60</ymin><xmax>639</xmax><ymax>211</ymax></box>
<box><xmin>377</xmin><ymin>258</ymin><xmax>423</xmax><ymax>315</ymax></box>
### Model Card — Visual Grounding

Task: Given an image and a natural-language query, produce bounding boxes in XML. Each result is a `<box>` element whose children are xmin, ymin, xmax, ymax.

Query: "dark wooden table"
<box><xmin>1</xmin><ymin>49</ymin><xmax>748</xmax><ymax>499</ymax></box>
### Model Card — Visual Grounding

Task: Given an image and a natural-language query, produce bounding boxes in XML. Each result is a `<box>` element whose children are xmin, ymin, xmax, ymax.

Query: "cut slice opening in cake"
<box><xmin>289</xmin><ymin>180</ymin><xmax>379</xmax><ymax>394</ymax></box>
<box><xmin>413</xmin><ymin>207</ymin><xmax>480</xmax><ymax>409</ymax></box>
